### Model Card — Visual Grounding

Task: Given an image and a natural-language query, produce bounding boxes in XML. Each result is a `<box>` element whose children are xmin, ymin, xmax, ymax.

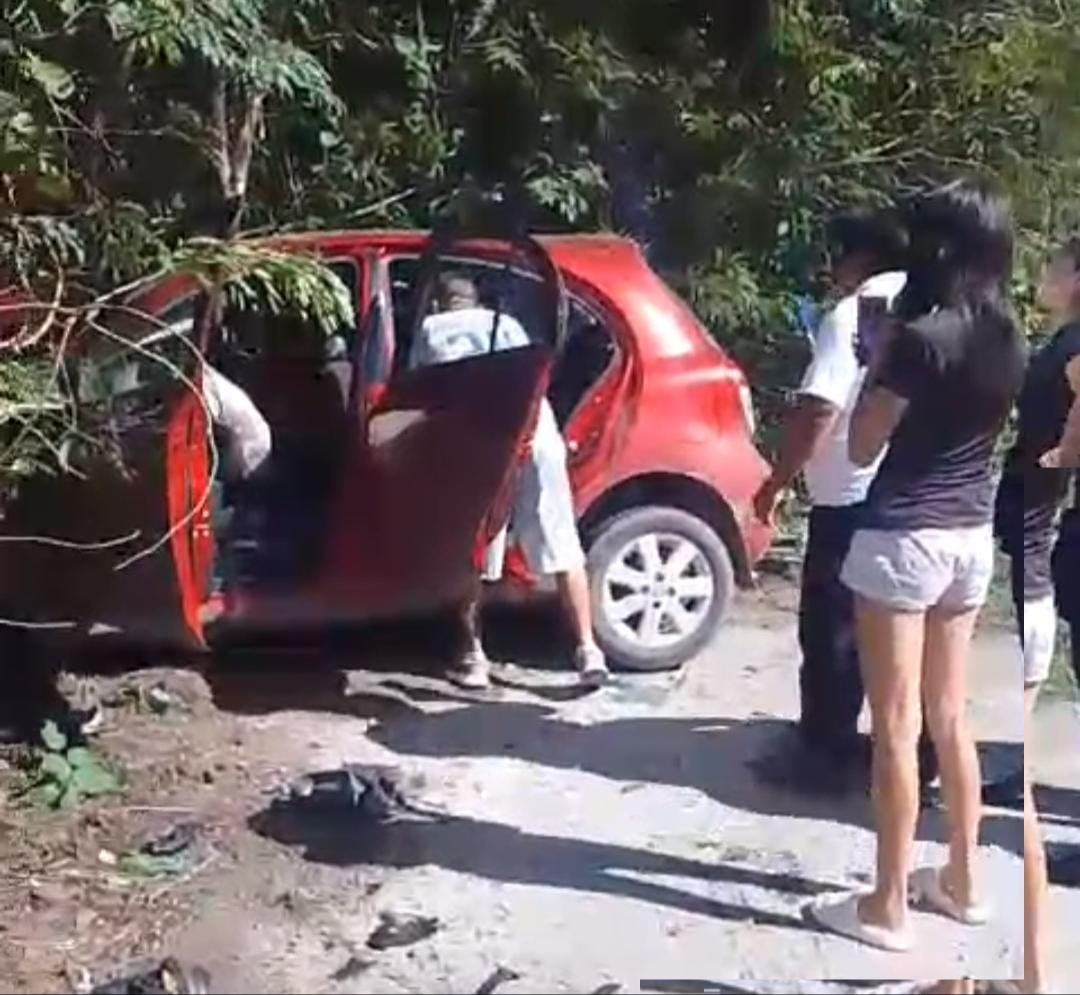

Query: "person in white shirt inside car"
<box><xmin>409</xmin><ymin>272</ymin><xmax>609</xmax><ymax>690</ymax></box>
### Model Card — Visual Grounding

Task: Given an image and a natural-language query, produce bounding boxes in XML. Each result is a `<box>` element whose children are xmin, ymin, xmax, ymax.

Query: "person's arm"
<box><xmin>407</xmin><ymin>318</ymin><xmax>431</xmax><ymax>369</ymax></box>
<box><xmin>753</xmin><ymin>301</ymin><xmax>850</xmax><ymax>523</ymax></box>
<box><xmin>848</xmin><ymin>318</ymin><xmax>918</xmax><ymax>468</ymax></box>
<box><xmin>772</xmin><ymin>398</ymin><xmax>842</xmax><ymax>488</ymax></box>
<box><xmin>204</xmin><ymin>365</ymin><xmax>271</xmax><ymax>477</ymax></box>
<box><xmin>849</xmin><ymin>386</ymin><xmax>908</xmax><ymax>467</ymax></box>
<box><xmin>1041</xmin><ymin>354</ymin><xmax>1080</xmax><ymax>468</ymax></box>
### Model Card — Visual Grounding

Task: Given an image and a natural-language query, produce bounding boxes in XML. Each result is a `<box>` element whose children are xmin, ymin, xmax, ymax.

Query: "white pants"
<box><xmin>841</xmin><ymin>524</ymin><xmax>995</xmax><ymax>612</ymax></box>
<box><xmin>483</xmin><ymin>400</ymin><xmax>586</xmax><ymax>581</ymax></box>
<box><xmin>1023</xmin><ymin>595</ymin><xmax>1058</xmax><ymax>686</ymax></box>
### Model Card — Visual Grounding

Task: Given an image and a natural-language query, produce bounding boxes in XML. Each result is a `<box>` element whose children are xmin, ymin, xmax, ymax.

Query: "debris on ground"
<box><xmin>142</xmin><ymin>821</ymin><xmax>199</xmax><ymax>857</ymax></box>
<box><xmin>365</xmin><ymin>911</ymin><xmax>441</xmax><ymax>950</ymax></box>
<box><xmin>118</xmin><ymin>822</ymin><xmax>202</xmax><ymax>878</ymax></box>
<box><xmin>89</xmin><ymin>958</ymin><xmax>210</xmax><ymax>995</ymax></box>
<box><xmin>282</xmin><ymin>764</ymin><xmax>450</xmax><ymax>822</ymax></box>
<box><xmin>590</xmin><ymin>985</ymin><xmax>621</xmax><ymax>995</ymax></box>
<box><xmin>474</xmin><ymin>965</ymin><xmax>522</xmax><ymax>994</ymax></box>
<box><xmin>105</xmin><ymin>682</ymin><xmax>182</xmax><ymax>717</ymax></box>
<box><xmin>329</xmin><ymin>955</ymin><xmax>374</xmax><ymax>982</ymax></box>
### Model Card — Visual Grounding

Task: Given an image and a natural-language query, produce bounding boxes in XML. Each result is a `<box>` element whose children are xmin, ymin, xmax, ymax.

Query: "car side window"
<box><xmin>388</xmin><ymin>256</ymin><xmax>550</xmax><ymax>377</ymax></box>
<box><xmin>549</xmin><ymin>297</ymin><xmax>619</xmax><ymax>427</ymax></box>
<box><xmin>388</xmin><ymin>254</ymin><xmax>617</xmax><ymax>425</ymax></box>
<box><xmin>77</xmin><ymin>303</ymin><xmax>200</xmax><ymax>417</ymax></box>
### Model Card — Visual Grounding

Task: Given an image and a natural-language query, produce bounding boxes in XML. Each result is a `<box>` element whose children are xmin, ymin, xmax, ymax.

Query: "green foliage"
<box><xmin>171</xmin><ymin>238</ymin><xmax>355</xmax><ymax>333</ymax></box>
<box><xmin>21</xmin><ymin>720</ymin><xmax>121</xmax><ymax>809</ymax></box>
<box><xmin>3</xmin><ymin>0</ymin><xmax>1079</xmax><ymax>484</ymax></box>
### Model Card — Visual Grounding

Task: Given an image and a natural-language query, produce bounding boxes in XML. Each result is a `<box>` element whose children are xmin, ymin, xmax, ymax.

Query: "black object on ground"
<box><xmin>143</xmin><ymin>822</ymin><xmax>199</xmax><ymax>858</ymax></box>
<box><xmin>591</xmin><ymin>985</ymin><xmax>622</xmax><ymax>994</ymax></box>
<box><xmin>475</xmin><ymin>967</ymin><xmax>520</xmax><ymax>989</ymax></box>
<box><xmin>981</xmin><ymin>769</ymin><xmax>1024</xmax><ymax>808</ymax></box>
<box><xmin>91</xmin><ymin>958</ymin><xmax>209</xmax><ymax>995</ymax></box>
<box><xmin>330</xmin><ymin>955</ymin><xmax>373</xmax><ymax>982</ymax></box>
<box><xmin>474</xmin><ymin>966</ymin><xmax>522</xmax><ymax>994</ymax></box>
<box><xmin>1047</xmin><ymin>842</ymin><xmax>1080</xmax><ymax>887</ymax></box>
<box><xmin>286</xmin><ymin>765</ymin><xmax>450</xmax><ymax>822</ymax></box>
<box><xmin>366</xmin><ymin>911</ymin><xmax>440</xmax><ymax>950</ymax></box>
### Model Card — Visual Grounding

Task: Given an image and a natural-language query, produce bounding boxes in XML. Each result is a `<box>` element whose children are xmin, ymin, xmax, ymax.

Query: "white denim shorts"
<box><xmin>483</xmin><ymin>400</ymin><xmax>586</xmax><ymax>580</ymax></box>
<box><xmin>1023</xmin><ymin>595</ymin><xmax>1058</xmax><ymax>686</ymax></box>
<box><xmin>841</xmin><ymin>523</ymin><xmax>995</xmax><ymax>612</ymax></box>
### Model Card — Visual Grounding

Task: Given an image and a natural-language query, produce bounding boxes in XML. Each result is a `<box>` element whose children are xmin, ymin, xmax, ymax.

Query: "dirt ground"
<box><xmin>1</xmin><ymin>577</ymin><xmax>1078</xmax><ymax>994</ymax></box>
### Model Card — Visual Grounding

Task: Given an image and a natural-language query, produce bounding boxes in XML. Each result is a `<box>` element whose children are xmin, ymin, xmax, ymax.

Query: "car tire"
<box><xmin>586</xmin><ymin>505</ymin><xmax>735</xmax><ymax>672</ymax></box>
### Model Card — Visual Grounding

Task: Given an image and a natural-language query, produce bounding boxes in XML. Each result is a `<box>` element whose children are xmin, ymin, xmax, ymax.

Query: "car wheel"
<box><xmin>586</xmin><ymin>505</ymin><xmax>735</xmax><ymax>672</ymax></box>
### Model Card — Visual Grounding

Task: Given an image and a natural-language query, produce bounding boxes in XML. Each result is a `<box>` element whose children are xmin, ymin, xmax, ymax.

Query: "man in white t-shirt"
<box><xmin>203</xmin><ymin>363</ymin><xmax>272</xmax><ymax>481</ymax></box>
<box><xmin>754</xmin><ymin>213</ymin><xmax>920</xmax><ymax>790</ymax></box>
<box><xmin>410</xmin><ymin>273</ymin><xmax>609</xmax><ymax>690</ymax></box>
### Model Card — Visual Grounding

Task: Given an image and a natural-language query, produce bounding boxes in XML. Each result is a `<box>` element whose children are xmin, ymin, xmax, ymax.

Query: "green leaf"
<box><xmin>25</xmin><ymin>782</ymin><xmax>63</xmax><ymax>808</ymax></box>
<box><xmin>70</xmin><ymin>757</ymin><xmax>120</xmax><ymax>797</ymax></box>
<box><xmin>40</xmin><ymin>720</ymin><xmax>67</xmax><ymax>753</ymax></box>
<box><xmin>39</xmin><ymin>752</ymin><xmax>72</xmax><ymax>784</ymax></box>
<box><xmin>22</xmin><ymin>54</ymin><xmax>76</xmax><ymax>101</ymax></box>
<box><xmin>65</xmin><ymin>747</ymin><xmax>95</xmax><ymax>769</ymax></box>
<box><xmin>118</xmin><ymin>850</ymin><xmax>190</xmax><ymax>878</ymax></box>
<box><xmin>57</xmin><ymin>783</ymin><xmax>81</xmax><ymax>810</ymax></box>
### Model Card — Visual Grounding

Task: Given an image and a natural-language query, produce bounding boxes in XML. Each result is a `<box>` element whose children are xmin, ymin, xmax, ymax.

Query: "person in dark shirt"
<box><xmin>996</xmin><ymin>237</ymin><xmax>1080</xmax><ymax>993</ymax></box>
<box><xmin>1031</xmin><ymin>246</ymin><xmax>1080</xmax><ymax>687</ymax></box>
<box><xmin>810</xmin><ymin>180</ymin><xmax>1027</xmax><ymax>953</ymax></box>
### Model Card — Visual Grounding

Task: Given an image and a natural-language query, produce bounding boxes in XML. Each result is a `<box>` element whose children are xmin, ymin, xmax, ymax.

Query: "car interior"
<box><xmin>211</xmin><ymin>261</ymin><xmax>360</xmax><ymax>596</ymax></box>
<box><xmin>387</xmin><ymin>256</ymin><xmax>619</xmax><ymax>427</ymax></box>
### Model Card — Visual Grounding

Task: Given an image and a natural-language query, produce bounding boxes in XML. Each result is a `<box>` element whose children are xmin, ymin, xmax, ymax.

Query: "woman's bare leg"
<box><xmin>923</xmin><ymin>605</ymin><xmax>983</xmax><ymax>906</ymax></box>
<box><xmin>1024</xmin><ymin>684</ymin><xmax>1048</xmax><ymax>993</ymax></box>
<box><xmin>855</xmin><ymin>595</ymin><xmax>926</xmax><ymax>932</ymax></box>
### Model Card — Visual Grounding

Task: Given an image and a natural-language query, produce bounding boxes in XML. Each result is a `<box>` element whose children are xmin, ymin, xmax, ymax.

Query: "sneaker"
<box><xmin>575</xmin><ymin>643</ymin><xmax>610</xmax><ymax>689</ymax></box>
<box><xmin>448</xmin><ymin>647</ymin><xmax>492</xmax><ymax>690</ymax></box>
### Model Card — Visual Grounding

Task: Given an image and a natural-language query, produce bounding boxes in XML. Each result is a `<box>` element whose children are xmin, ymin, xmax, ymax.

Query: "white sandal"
<box><xmin>808</xmin><ymin>892</ymin><xmax>913</xmax><ymax>952</ymax></box>
<box><xmin>910</xmin><ymin>867</ymin><xmax>991</xmax><ymax>925</ymax></box>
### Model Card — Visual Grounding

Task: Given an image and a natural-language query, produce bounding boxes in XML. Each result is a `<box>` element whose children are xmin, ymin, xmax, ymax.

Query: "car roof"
<box><xmin>257</xmin><ymin>230</ymin><xmax>646</xmax><ymax>270</ymax></box>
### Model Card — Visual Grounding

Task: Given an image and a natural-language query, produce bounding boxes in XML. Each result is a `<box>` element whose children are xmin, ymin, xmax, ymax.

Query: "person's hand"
<box><xmin>753</xmin><ymin>478</ymin><xmax>783</xmax><ymax>527</ymax></box>
<box><xmin>1042</xmin><ymin>445</ymin><xmax>1080</xmax><ymax>469</ymax></box>
<box><xmin>1039</xmin><ymin>447</ymin><xmax>1062</xmax><ymax>469</ymax></box>
<box><xmin>863</xmin><ymin>316</ymin><xmax>900</xmax><ymax>380</ymax></box>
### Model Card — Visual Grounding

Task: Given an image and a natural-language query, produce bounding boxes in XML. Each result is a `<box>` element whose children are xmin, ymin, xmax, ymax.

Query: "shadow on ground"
<box><xmin>250</xmin><ymin>799</ymin><xmax>837</xmax><ymax>936</ymax></box>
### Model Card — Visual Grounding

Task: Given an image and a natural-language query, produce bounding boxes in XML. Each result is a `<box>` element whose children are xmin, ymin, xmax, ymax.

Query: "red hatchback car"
<box><xmin>0</xmin><ymin>230</ymin><xmax>772</xmax><ymax>671</ymax></box>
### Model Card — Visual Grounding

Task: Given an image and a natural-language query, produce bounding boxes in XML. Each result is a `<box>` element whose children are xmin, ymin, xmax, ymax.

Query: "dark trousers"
<box><xmin>1053</xmin><ymin>509</ymin><xmax>1080</xmax><ymax>687</ymax></box>
<box><xmin>798</xmin><ymin>504</ymin><xmax>939</xmax><ymax>780</ymax></box>
<box><xmin>799</xmin><ymin>504</ymin><xmax>864</xmax><ymax>752</ymax></box>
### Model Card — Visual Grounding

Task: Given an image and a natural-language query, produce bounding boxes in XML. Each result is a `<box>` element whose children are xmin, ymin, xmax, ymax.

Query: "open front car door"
<box><xmin>0</xmin><ymin>308</ymin><xmax>210</xmax><ymax>650</ymax></box>
<box><xmin>313</xmin><ymin>227</ymin><xmax>567</xmax><ymax>623</ymax></box>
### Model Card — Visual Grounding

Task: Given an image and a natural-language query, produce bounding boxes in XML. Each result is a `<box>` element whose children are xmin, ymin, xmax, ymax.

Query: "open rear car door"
<box><xmin>310</xmin><ymin>227</ymin><xmax>566</xmax><ymax>623</ymax></box>
<box><xmin>0</xmin><ymin>310</ymin><xmax>209</xmax><ymax>649</ymax></box>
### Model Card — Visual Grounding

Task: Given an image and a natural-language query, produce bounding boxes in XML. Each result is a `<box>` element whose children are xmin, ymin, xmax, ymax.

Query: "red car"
<box><xmin>0</xmin><ymin>230</ymin><xmax>772</xmax><ymax>671</ymax></box>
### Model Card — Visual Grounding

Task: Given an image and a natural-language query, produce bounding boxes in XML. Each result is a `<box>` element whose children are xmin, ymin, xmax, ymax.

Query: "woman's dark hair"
<box><xmin>895</xmin><ymin>178</ymin><xmax>1015</xmax><ymax>321</ymax></box>
<box><xmin>827</xmin><ymin>211</ymin><xmax>908</xmax><ymax>272</ymax></box>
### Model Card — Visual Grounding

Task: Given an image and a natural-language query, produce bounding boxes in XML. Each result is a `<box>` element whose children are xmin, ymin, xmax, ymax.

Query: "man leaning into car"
<box><xmin>408</xmin><ymin>272</ymin><xmax>609</xmax><ymax>690</ymax></box>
